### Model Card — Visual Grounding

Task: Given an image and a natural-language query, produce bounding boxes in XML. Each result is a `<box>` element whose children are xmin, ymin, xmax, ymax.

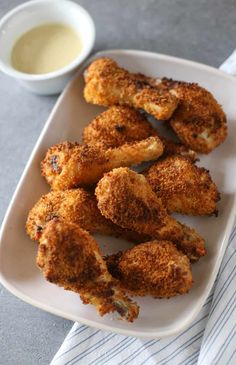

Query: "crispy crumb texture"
<box><xmin>26</xmin><ymin>188</ymin><xmax>147</xmax><ymax>243</ymax></box>
<box><xmin>95</xmin><ymin>167</ymin><xmax>206</xmax><ymax>262</ymax></box>
<box><xmin>145</xmin><ymin>155</ymin><xmax>220</xmax><ymax>215</ymax></box>
<box><xmin>83</xmin><ymin>58</ymin><xmax>179</xmax><ymax>120</ymax></box>
<box><xmin>82</xmin><ymin>105</ymin><xmax>197</xmax><ymax>161</ymax></box>
<box><xmin>166</xmin><ymin>80</ymin><xmax>227</xmax><ymax>153</ymax></box>
<box><xmin>83</xmin><ymin>106</ymin><xmax>158</xmax><ymax>148</ymax></box>
<box><xmin>106</xmin><ymin>241</ymin><xmax>193</xmax><ymax>298</ymax></box>
<box><xmin>41</xmin><ymin>136</ymin><xmax>164</xmax><ymax>190</ymax></box>
<box><xmin>37</xmin><ymin>220</ymin><xmax>139</xmax><ymax>321</ymax></box>
<box><xmin>132</xmin><ymin>74</ymin><xmax>227</xmax><ymax>153</ymax></box>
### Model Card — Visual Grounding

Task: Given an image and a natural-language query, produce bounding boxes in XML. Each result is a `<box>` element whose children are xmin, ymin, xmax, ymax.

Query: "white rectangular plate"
<box><xmin>1</xmin><ymin>50</ymin><xmax>236</xmax><ymax>339</ymax></box>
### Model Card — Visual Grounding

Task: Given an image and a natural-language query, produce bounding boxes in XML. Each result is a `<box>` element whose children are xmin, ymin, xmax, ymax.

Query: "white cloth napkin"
<box><xmin>51</xmin><ymin>53</ymin><xmax>236</xmax><ymax>365</ymax></box>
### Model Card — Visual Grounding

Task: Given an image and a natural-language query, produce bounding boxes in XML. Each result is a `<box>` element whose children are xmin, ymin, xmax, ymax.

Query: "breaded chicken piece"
<box><xmin>41</xmin><ymin>136</ymin><xmax>164</xmax><ymax>190</ymax></box>
<box><xmin>165</xmin><ymin>80</ymin><xmax>227</xmax><ymax>153</ymax></box>
<box><xmin>83</xmin><ymin>106</ymin><xmax>157</xmax><ymax>148</ymax></box>
<box><xmin>82</xmin><ymin>105</ymin><xmax>197</xmax><ymax>162</ymax></box>
<box><xmin>105</xmin><ymin>241</ymin><xmax>192</xmax><ymax>298</ymax></box>
<box><xmin>83</xmin><ymin>58</ymin><xmax>179</xmax><ymax>120</ymax></box>
<box><xmin>26</xmin><ymin>189</ymin><xmax>147</xmax><ymax>243</ymax></box>
<box><xmin>95</xmin><ymin>167</ymin><xmax>206</xmax><ymax>262</ymax></box>
<box><xmin>37</xmin><ymin>220</ymin><xmax>139</xmax><ymax>322</ymax></box>
<box><xmin>134</xmin><ymin>74</ymin><xmax>227</xmax><ymax>153</ymax></box>
<box><xmin>145</xmin><ymin>155</ymin><xmax>220</xmax><ymax>215</ymax></box>
<box><xmin>26</xmin><ymin>189</ymin><xmax>113</xmax><ymax>241</ymax></box>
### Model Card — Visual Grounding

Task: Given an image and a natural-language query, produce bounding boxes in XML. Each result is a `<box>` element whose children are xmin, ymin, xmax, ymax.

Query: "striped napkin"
<box><xmin>51</xmin><ymin>53</ymin><xmax>236</xmax><ymax>365</ymax></box>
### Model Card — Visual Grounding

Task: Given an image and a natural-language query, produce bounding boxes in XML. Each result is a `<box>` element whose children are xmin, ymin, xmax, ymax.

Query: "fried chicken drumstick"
<box><xmin>37</xmin><ymin>219</ymin><xmax>139</xmax><ymax>322</ymax></box>
<box><xmin>106</xmin><ymin>241</ymin><xmax>193</xmax><ymax>298</ymax></box>
<box><xmin>134</xmin><ymin>74</ymin><xmax>227</xmax><ymax>153</ymax></box>
<box><xmin>41</xmin><ymin>136</ymin><xmax>164</xmax><ymax>190</ymax></box>
<box><xmin>26</xmin><ymin>189</ymin><xmax>115</xmax><ymax>241</ymax></box>
<box><xmin>83</xmin><ymin>106</ymin><xmax>197</xmax><ymax>162</ymax></box>
<box><xmin>145</xmin><ymin>155</ymin><xmax>220</xmax><ymax>215</ymax></box>
<box><xmin>163</xmin><ymin>79</ymin><xmax>227</xmax><ymax>154</ymax></box>
<box><xmin>84</xmin><ymin>58</ymin><xmax>179</xmax><ymax>120</ymax></box>
<box><xmin>26</xmin><ymin>189</ymin><xmax>147</xmax><ymax>243</ymax></box>
<box><xmin>83</xmin><ymin>105</ymin><xmax>157</xmax><ymax>148</ymax></box>
<box><xmin>95</xmin><ymin>167</ymin><xmax>206</xmax><ymax>262</ymax></box>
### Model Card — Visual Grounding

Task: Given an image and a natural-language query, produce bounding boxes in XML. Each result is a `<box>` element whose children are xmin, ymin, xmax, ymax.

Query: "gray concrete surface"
<box><xmin>0</xmin><ymin>0</ymin><xmax>236</xmax><ymax>364</ymax></box>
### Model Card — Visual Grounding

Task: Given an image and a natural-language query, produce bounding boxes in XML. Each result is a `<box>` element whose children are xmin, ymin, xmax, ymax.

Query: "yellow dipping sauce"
<box><xmin>11</xmin><ymin>24</ymin><xmax>82</xmax><ymax>74</ymax></box>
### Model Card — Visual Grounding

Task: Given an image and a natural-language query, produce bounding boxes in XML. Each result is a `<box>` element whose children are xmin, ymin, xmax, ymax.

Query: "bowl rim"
<box><xmin>0</xmin><ymin>0</ymin><xmax>96</xmax><ymax>81</ymax></box>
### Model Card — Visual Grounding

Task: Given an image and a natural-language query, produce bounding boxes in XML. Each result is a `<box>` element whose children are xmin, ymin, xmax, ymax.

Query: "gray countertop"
<box><xmin>0</xmin><ymin>0</ymin><xmax>236</xmax><ymax>364</ymax></box>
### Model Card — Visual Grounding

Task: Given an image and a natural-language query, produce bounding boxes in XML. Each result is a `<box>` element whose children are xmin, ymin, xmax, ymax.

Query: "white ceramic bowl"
<box><xmin>0</xmin><ymin>0</ymin><xmax>95</xmax><ymax>94</ymax></box>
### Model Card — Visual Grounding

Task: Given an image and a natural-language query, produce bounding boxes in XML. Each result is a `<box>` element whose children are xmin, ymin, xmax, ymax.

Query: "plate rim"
<box><xmin>1</xmin><ymin>49</ymin><xmax>236</xmax><ymax>339</ymax></box>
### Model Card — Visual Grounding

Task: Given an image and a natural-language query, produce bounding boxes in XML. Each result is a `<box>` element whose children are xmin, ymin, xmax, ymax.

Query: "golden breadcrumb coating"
<box><xmin>105</xmin><ymin>241</ymin><xmax>193</xmax><ymax>298</ymax></box>
<box><xmin>96</xmin><ymin>168</ymin><xmax>182</xmax><ymax>241</ymax></box>
<box><xmin>83</xmin><ymin>58</ymin><xmax>179</xmax><ymax>120</ymax></box>
<box><xmin>82</xmin><ymin>105</ymin><xmax>197</xmax><ymax>161</ymax></box>
<box><xmin>26</xmin><ymin>188</ymin><xmax>147</xmax><ymax>243</ymax></box>
<box><xmin>82</xmin><ymin>106</ymin><xmax>157</xmax><ymax>148</ymax></box>
<box><xmin>133</xmin><ymin>74</ymin><xmax>227</xmax><ymax>153</ymax></box>
<box><xmin>41</xmin><ymin>137</ymin><xmax>164</xmax><ymax>190</ymax></box>
<box><xmin>95</xmin><ymin>167</ymin><xmax>206</xmax><ymax>262</ymax></box>
<box><xmin>41</xmin><ymin>141</ymin><xmax>75</xmax><ymax>188</ymax></box>
<box><xmin>37</xmin><ymin>219</ymin><xmax>139</xmax><ymax>321</ymax></box>
<box><xmin>145</xmin><ymin>155</ymin><xmax>220</xmax><ymax>215</ymax></box>
<box><xmin>26</xmin><ymin>189</ymin><xmax>108</xmax><ymax>240</ymax></box>
<box><xmin>165</xmin><ymin>80</ymin><xmax>227</xmax><ymax>153</ymax></box>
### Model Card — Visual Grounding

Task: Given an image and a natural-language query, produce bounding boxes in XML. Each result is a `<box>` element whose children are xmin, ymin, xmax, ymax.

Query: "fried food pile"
<box><xmin>37</xmin><ymin>220</ymin><xmax>139</xmax><ymax>321</ymax></box>
<box><xmin>26</xmin><ymin>57</ymin><xmax>226</xmax><ymax>322</ymax></box>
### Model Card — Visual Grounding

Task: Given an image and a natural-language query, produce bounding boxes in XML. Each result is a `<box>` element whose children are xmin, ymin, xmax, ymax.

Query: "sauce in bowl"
<box><xmin>11</xmin><ymin>23</ymin><xmax>82</xmax><ymax>74</ymax></box>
